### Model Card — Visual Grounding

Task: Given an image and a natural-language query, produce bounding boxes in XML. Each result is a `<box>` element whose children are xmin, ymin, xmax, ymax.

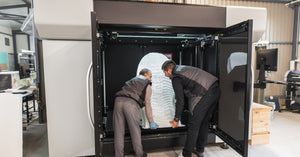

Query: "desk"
<box><xmin>0</xmin><ymin>87</ymin><xmax>37</xmax><ymax>157</ymax></box>
<box><xmin>4</xmin><ymin>87</ymin><xmax>37</xmax><ymax>124</ymax></box>
<box><xmin>0</xmin><ymin>93</ymin><xmax>22</xmax><ymax>157</ymax></box>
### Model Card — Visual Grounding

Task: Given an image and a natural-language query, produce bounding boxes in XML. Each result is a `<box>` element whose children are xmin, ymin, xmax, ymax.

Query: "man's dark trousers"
<box><xmin>183</xmin><ymin>82</ymin><xmax>221</xmax><ymax>157</ymax></box>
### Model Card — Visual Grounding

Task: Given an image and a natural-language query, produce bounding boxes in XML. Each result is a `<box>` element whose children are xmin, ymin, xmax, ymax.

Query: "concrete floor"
<box><xmin>23</xmin><ymin>111</ymin><xmax>300</xmax><ymax>157</ymax></box>
<box><xmin>23</xmin><ymin>120</ymin><xmax>48</xmax><ymax>157</ymax></box>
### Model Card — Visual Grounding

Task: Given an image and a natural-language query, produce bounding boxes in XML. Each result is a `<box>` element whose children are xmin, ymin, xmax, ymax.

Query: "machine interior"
<box><xmin>99</xmin><ymin>24</ymin><xmax>220</xmax><ymax>137</ymax></box>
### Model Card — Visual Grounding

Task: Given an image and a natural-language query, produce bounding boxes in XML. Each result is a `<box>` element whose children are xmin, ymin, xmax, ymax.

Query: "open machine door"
<box><xmin>91</xmin><ymin>12</ymin><xmax>105</xmax><ymax>157</ymax></box>
<box><xmin>214</xmin><ymin>20</ymin><xmax>252</xmax><ymax>157</ymax></box>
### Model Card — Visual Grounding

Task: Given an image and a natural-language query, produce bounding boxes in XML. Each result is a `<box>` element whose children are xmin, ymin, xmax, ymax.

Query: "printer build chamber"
<box><xmin>92</xmin><ymin>22</ymin><xmax>252</xmax><ymax>157</ymax></box>
<box><xmin>101</xmin><ymin>30</ymin><xmax>198</xmax><ymax>133</ymax></box>
<box><xmin>92</xmin><ymin>1</ymin><xmax>252</xmax><ymax>157</ymax></box>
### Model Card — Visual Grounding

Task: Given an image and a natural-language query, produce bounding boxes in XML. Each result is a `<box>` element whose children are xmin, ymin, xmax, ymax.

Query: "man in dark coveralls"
<box><xmin>162</xmin><ymin>60</ymin><xmax>221</xmax><ymax>157</ymax></box>
<box><xmin>113</xmin><ymin>68</ymin><xmax>159</xmax><ymax>157</ymax></box>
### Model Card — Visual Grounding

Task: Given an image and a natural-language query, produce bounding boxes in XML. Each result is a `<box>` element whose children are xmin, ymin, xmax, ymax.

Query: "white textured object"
<box><xmin>137</xmin><ymin>53</ymin><xmax>175</xmax><ymax>128</ymax></box>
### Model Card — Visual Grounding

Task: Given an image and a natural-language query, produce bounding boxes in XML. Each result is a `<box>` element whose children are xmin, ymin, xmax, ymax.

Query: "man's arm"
<box><xmin>144</xmin><ymin>84</ymin><xmax>153</xmax><ymax>123</ymax></box>
<box><xmin>172</xmin><ymin>77</ymin><xmax>184</xmax><ymax>122</ymax></box>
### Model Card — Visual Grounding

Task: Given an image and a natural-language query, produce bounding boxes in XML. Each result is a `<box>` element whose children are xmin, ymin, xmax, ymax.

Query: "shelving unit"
<box><xmin>18</xmin><ymin>50</ymin><xmax>35</xmax><ymax>72</ymax></box>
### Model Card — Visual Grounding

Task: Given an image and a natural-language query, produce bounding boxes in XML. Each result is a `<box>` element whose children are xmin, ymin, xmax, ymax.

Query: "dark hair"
<box><xmin>139</xmin><ymin>68</ymin><xmax>151</xmax><ymax>75</ymax></box>
<box><xmin>161</xmin><ymin>60</ymin><xmax>176</xmax><ymax>71</ymax></box>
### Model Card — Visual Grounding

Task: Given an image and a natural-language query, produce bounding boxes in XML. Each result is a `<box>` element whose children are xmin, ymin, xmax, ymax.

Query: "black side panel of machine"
<box><xmin>200</xmin><ymin>41</ymin><xmax>219</xmax><ymax>126</ymax></box>
<box><xmin>104</xmin><ymin>43</ymin><xmax>144</xmax><ymax>133</ymax></box>
<box><xmin>180</xmin><ymin>47</ymin><xmax>196</xmax><ymax>66</ymax></box>
<box><xmin>215</xmin><ymin>20</ymin><xmax>252</xmax><ymax>157</ymax></box>
<box><xmin>203</xmin><ymin>43</ymin><xmax>218</xmax><ymax>76</ymax></box>
<box><xmin>104</xmin><ymin>44</ymin><xmax>144</xmax><ymax>110</ymax></box>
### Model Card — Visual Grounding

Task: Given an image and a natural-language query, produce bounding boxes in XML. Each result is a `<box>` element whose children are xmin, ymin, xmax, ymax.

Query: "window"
<box><xmin>5</xmin><ymin>37</ymin><xmax>9</xmax><ymax>46</ymax></box>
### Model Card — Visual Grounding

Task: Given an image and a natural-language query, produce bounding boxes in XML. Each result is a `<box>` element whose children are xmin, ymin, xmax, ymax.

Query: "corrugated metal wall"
<box><xmin>143</xmin><ymin>0</ymin><xmax>294</xmax><ymax>98</ymax></box>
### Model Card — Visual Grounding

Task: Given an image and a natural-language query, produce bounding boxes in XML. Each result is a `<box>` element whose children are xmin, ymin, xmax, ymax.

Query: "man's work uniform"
<box><xmin>172</xmin><ymin>65</ymin><xmax>221</xmax><ymax>155</ymax></box>
<box><xmin>113</xmin><ymin>75</ymin><xmax>153</xmax><ymax>157</ymax></box>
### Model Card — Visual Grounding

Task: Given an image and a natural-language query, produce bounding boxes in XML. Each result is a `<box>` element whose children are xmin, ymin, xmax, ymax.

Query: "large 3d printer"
<box><xmin>91</xmin><ymin>1</ymin><xmax>252</xmax><ymax>157</ymax></box>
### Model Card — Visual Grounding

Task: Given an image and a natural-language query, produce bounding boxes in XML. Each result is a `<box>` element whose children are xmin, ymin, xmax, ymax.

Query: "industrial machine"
<box><xmin>285</xmin><ymin>70</ymin><xmax>300</xmax><ymax>110</ymax></box>
<box><xmin>92</xmin><ymin>1</ymin><xmax>253</xmax><ymax>156</ymax></box>
<box><xmin>33</xmin><ymin>0</ymin><xmax>269</xmax><ymax>156</ymax></box>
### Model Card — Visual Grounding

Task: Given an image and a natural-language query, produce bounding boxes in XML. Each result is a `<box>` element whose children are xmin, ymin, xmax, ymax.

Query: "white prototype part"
<box><xmin>137</xmin><ymin>52</ymin><xmax>177</xmax><ymax>128</ymax></box>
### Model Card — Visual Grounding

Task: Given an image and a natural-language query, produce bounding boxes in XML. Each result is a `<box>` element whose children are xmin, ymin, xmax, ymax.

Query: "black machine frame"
<box><xmin>91</xmin><ymin>1</ymin><xmax>252</xmax><ymax>157</ymax></box>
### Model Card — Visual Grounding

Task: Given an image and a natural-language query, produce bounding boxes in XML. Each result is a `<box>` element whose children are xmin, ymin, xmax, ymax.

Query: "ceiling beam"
<box><xmin>0</xmin><ymin>13</ymin><xmax>24</xmax><ymax>24</ymax></box>
<box><xmin>22</xmin><ymin>0</ymin><xmax>31</xmax><ymax>6</ymax></box>
<box><xmin>286</xmin><ymin>0</ymin><xmax>300</xmax><ymax>7</ymax></box>
<box><xmin>0</xmin><ymin>17</ymin><xmax>25</xmax><ymax>20</ymax></box>
<box><xmin>110</xmin><ymin>0</ymin><xmax>293</xmax><ymax>3</ymax></box>
<box><xmin>0</xmin><ymin>4</ymin><xmax>29</xmax><ymax>10</ymax></box>
<box><xmin>0</xmin><ymin>18</ymin><xmax>23</xmax><ymax>24</ymax></box>
<box><xmin>0</xmin><ymin>12</ymin><xmax>26</xmax><ymax>18</ymax></box>
<box><xmin>230</xmin><ymin>0</ymin><xmax>292</xmax><ymax>3</ymax></box>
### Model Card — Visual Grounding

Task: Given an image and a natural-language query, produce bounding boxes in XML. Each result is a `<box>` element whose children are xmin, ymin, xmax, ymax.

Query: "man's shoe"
<box><xmin>192</xmin><ymin>150</ymin><xmax>204</xmax><ymax>157</ymax></box>
<box><xmin>195</xmin><ymin>146</ymin><xmax>204</xmax><ymax>153</ymax></box>
<box><xmin>182</xmin><ymin>149</ymin><xmax>192</xmax><ymax>157</ymax></box>
<box><xmin>141</xmin><ymin>152</ymin><xmax>147</xmax><ymax>157</ymax></box>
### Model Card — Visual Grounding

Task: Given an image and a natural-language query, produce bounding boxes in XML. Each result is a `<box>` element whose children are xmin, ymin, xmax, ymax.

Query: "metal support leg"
<box><xmin>26</xmin><ymin>100</ymin><xmax>29</xmax><ymax>123</ymax></box>
<box><xmin>220</xmin><ymin>143</ymin><xmax>229</xmax><ymax>149</ymax></box>
<box><xmin>22</xmin><ymin>101</ymin><xmax>24</xmax><ymax>113</ymax></box>
<box><xmin>292</xmin><ymin>6</ymin><xmax>299</xmax><ymax>60</ymax></box>
<box><xmin>253</xmin><ymin>88</ymin><xmax>265</xmax><ymax>104</ymax></box>
<box><xmin>33</xmin><ymin>97</ymin><xmax>36</xmax><ymax>112</ymax></box>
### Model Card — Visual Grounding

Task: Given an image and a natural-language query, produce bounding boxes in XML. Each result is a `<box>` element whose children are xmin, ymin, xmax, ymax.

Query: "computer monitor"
<box><xmin>0</xmin><ymin>74</ymin><xmax>12</xmax><ymax>90</ymax></box>
<box><xmin>19</xmin><ymin>63</ymin><xmax>31</xmax><ymax>79</ymax></box>
<box><xmin>256</xmin><ymin>48</ymin><xmax>278</xmax><ymax>71</ymax></box>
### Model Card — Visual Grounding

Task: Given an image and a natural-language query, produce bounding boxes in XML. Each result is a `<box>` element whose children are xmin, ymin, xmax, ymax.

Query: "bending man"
<box><xmin>162</xmin><ymin>60</ymin><xmax>220</xmax><ymax>157</ymax></box>
<box><xmin>113</xmin><ymin>68</ymin><xmax>159</xmax><ymax>157</ymax></box>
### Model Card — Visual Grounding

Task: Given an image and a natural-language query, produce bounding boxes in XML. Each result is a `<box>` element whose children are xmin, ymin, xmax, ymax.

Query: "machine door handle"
<box><xmin>86</xmin><ymin>62</ymin><xmax>94</xmax><ymax>128</ymax></box>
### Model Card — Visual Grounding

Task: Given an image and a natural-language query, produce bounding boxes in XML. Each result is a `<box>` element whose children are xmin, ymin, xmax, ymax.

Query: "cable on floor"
<box><xmin>23</xmin><ymin>115</ymin><xmax>39</xmax><ymax>128</ymax></box>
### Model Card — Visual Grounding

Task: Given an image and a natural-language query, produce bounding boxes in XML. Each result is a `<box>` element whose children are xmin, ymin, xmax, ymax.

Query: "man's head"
<box><xmin>161</xmin><ymin>60</ymin><xmax>176</xmax><ymax>79</ymax></box>
<box><xmin>139</xmin><ymin>68</ymin><xmax>152</xmax><ymax>81</ymax></box>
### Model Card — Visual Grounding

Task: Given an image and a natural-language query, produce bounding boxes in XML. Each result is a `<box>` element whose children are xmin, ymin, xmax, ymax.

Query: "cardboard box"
<box><xmin>0</xmin><ymin>64</ymin><xmax>8</xmax><ymax>72</ymax></box>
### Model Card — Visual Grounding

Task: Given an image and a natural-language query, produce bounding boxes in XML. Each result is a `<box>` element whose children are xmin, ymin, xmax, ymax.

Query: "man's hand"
<box><xmin>169</xmin><ymin>120</ymin><xmax>179</xmax><ymax>128</ymax></box>
<box><xmin>149</xmin><ymin>121</ymin><xmax>159</xmax><ymax>129</ymax></box>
